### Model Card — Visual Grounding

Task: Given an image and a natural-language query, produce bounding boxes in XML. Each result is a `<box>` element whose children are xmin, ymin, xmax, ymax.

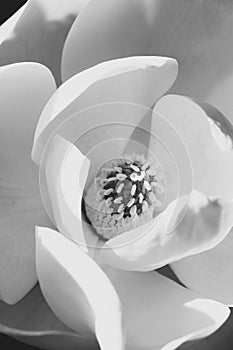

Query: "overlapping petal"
<box><xmin>147</xmin><ymin>0</ymin><xmax>233</xmax><ymax>124</ymax></box>
<box><xmin>0</xmin><ymin>0</ymin><xmax>86</xmax><ymax>84</ymax></box>
<box><xmin>41</xmin><ymin>134</ymin><xmax>100</xmax><ymax>251</ymax></box>
<box><xmin>61</xmin><ymin>0</ymin><xmax>233</xmax><ymax>124</ymax></box>
<box><xmin>0</xmin><ymin>63</ymin><xmax>56</xmax><ymax>304</ymax></box>
<box><xmin>0</xmin><ymin>2</ymin><xmax>232</xmax><ymax>349</ymax></box>
<box><xmin>32</xmin><ymin>56</ymin><xmax>178</xmax><ymax>165</ymax></box>
<box><xmin>40</xmin><ymin>131</ymin><xmax>233</xmax><ymax>274</ymax></box>
<box><xmin>152</xmin><ymin>95</ymin><xmax>233</xmax><ymax>200</ymax></box>
<box><xmin>171</xmin><ymin>227</ymin><xmax>233</xmax><ymax>306</ymax></box>
<box><xmin>36</xmin><ymin>226</ymin><xmax>125</xmax><ymax>350</ymax></box>
<box><xmin>36</xmin><ymin>227</ymin><xmax>230</xmax><ymax>350</ymax></box>
<box><xmin>61</xmin><ymin>0</ymin><xmax>155</xmax><ymax>80</ymax></box>
<box><xmin>0</xmin><ymin>284</ymin><xmax>98</xmax><ymax>350</ymax></box>
<box><xmin>98</xmin><ymin>191</ymin><xmax>233</xmax><ymax>272</ymax></box>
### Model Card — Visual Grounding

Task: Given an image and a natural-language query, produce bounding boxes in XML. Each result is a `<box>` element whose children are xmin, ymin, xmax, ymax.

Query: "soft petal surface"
<box><xmin>0</xmin><ymin>284</ymin><xmax>99</xmax><ymax>350</ymax></box>
<box><xmin>62</xmin><ymin>0</ymin><xmax>233</xmax><ymax>123</ymax></box>
<box><xmin>0</xmin><ymin>285</ymin><xmax>232</xmax><ymax>350</ymax></box>
<box><xmin>171</xmin><ymin>227</ymin><xmax>233</xmax><ymax>306</ymax></box>
<box><xmin>0</xmin><ymin>0</ymin><xmax>86</xmax><ymax>84</ymax></box>
<box><xmin>32</xmin><ymin>56</ymin><xmax>177</xmax><ymax>165</ymax></box>
<box><xmin>41</xmin><ymin>135</ymin><xmax>100</xmax><ymax>251</ymax></box>
<box><xmin>147</xmin><ymin>0</ymin><xmax>233</xmax><ymax>124</ymax></box>
<box><xmin>61</xmin><ymin>0</ymin><xmax>155</xmax><ymax>80</ymax></box>
<box><xmin>36</xmin><ymin>227</ymin><xmax>229</xmax><ymax>350</ymax></box>
<box><xmin>152</xmin><ymin>95</ymin><xmax>233</xmax><ymax>200</ymax></box>
<box><xmin>105</xmin><ymin>266</ymin><xmax>229</xmax><ymax>350</ymax></box>
<box><xmin>0</xmin><ymin>63</ymin><xmax>56</xmax><ymax>304</ymax></box>
<box><xmin>98</xmin><ymin>191</ymin><xmax>233</xmax><ymax>272</ymax></box>
<box><xmin>36</xmin><ymin>227</ymin><xmax>124</xmax><ymax>350</ymax></box>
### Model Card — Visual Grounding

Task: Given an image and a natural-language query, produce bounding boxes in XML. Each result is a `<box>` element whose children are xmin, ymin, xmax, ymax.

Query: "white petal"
<box><xmin>152</xmin><ymin>95</ymin><xmax>233</xmax><ymax>200</ymax></box>
<box><xmin>0</xmin><ymin>0</ymin><xmax>86</xmax><ymax>84</ymax></box>
<box><xmin>32</xmin><ymin>56</ymin><xmax>178</xmax><ymax>165</ymax></box>
<box><xmin>36</xmin><ymin>227</ymin><xmax>125</xmax><ymax>350</ymax></box>
<box><xmin>171</xmin><ymin>227</ymin><xmax>233</xmax><ymax>306</ymax></box>
<box><xmin>0</xmin><ymin>284</ymin><xmax>98</xmax><ymax>350</ymax></box>
<box><xmin>40</xmin><ymin>135</ymin><xmax>100</xmax><ymax>251</ymax></box>
<box><xmin>61</xmin><ymin>0</ymin><xmax>155</xmax><ymax>80</ymax></box>
<box><xmin>62</xmin><ymin>0</ymin><xmax>233</xmax><ymax>125</ymax></box>
<box><xmin>147</xmin><ymin>0</ymin><xmax>233</xmax><ymax>124</ymax></box>
<box><xmin>0</xmin><ymin>63</ymin><xmax>56</xmax><ymax>304</ymax></box>
<box><xmin>35</xmin><ymin>227</ymin><xmax>230</xmax><ymax>350</ymax></box>
<box><xmin>104</xmin><ymin>266</ymin><xmax>229</xmax><ymax>350</ymax></box>
<box><xmin>98</xmin><ymin>191</ymin><xmax>233</xmax><ymax>272</ymax></box>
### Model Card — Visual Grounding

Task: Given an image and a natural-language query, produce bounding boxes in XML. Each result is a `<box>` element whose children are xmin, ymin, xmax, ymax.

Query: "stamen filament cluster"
<box><xmin>84</xmin><ymin>154</ymin><xmax>165</xmax><ymax>240</ymax></box>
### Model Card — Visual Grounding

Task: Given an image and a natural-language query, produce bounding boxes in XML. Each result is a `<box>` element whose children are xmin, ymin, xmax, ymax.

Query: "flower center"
<box><xmin>84</xmin><ymin>154</ymin><xmax>165</xmax><ymax>240</ymax></box>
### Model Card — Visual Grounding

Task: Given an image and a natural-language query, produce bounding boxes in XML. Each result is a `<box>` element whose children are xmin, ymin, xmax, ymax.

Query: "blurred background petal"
<box><xmin>62</xmin><ymin>0</ymin><xmax>233</xmax><ymax>124</ymax></box>
<box><xmin>0</xmin><ymin>0</ymin><xmax>86</xmax><ymax>85</ymax></box>
<box><xmin>171</xmin><ymin>228</ymin><xmax>233</xmax><ymax>305</ymax></box>
<box><xmin>61</xmin><ymin>0</ymin><xmax>154</xmax><ymax>81</ymax></box>
<box><xmin>0</xmin><ymin>62</ymin><xmax>55</xmax><ymax>304</ymax></box>
<box><xmin>0</xmin><ymin>283</ymin><xmax>99</xmax><ymax>350</ymax></box>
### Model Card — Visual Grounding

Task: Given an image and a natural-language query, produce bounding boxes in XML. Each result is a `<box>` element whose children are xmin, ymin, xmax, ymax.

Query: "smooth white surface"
<box><xmin>99</xmin><ymin>190</ymin><xmax>233</xmax><ymax>271</ymax></box>
<box><xmin>0</xmin><ymin>62</ymin><xmax>56</xmax><ymax>304</ymax></box>
<box><xmin>36</xmin><ymin>227</ymin><xmax>124</xmax><ymax>350</ymax></box>
<box><xmin>36</xmin><ymin>227</ymin><xmax>230</xmax><ymax>350</ymax></box>
<box><xmin>32</xmin><ymin>56</ymin><xmax>177</xmax><ymax>165</ymax></box>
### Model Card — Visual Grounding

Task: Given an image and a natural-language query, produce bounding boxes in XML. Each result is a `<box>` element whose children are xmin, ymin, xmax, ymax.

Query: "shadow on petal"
<box><xmin>0</xmin><ymin>0</ymin><xmax>84</xmax><ymax>84</ymax></box>
<box><xmin>99</xmin><ymin>191</ymin><xmax>233</xmax><ymax>272</ymax></box>
<box><xmin>103</xmin><ymin>267</ymin><xmax>229</xmax><ymax>350</ymax></box>
<box><xmin>153</xmin><ymin>95</ymin><xmax>233</xmax><ymax>200</ymax></box>
<box><xmin>171</xmin><ymin>228</ymin><xmax>233</xmax><ymax>305</ymax></box>
<box><xmin>32</xmin><ymin>56</ymin><xmax>177</xmax><ymax>164</ymax></box>
<box><xmin>0</xmin><ymin>284</ymin><xmax>99</xmax><ymax>350</ymax></box>
<box><xmin>179</xmin><ymin>309</ymin><xmax>233</xmax><ymax>350</ymax></box>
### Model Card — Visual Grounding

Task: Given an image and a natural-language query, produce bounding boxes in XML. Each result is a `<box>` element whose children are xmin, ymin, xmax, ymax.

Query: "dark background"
<box><xmin>0</xmin><ymin>3</ymin><xmax>38</xmax><ymax>350</ymax></box>
<box><xmin>0</xmin><ymin>1</ymin><xmax>26</xmax><ymax>26</ymax></box>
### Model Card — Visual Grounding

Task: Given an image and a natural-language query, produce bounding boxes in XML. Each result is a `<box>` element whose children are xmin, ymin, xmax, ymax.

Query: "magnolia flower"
<box><xmin>1</xmin><ymin>1</ymin><xmax>233</xmax><ymax>350</ymax></box>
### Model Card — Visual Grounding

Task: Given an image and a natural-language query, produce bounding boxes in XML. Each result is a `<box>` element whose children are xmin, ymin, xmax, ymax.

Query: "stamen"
<box><xmin>104</xmin><ymin>188</ymin><xmax>114</xmax><ymax>196</ymax></box>
<box><xmin>118</xmin><ymin>204</ymin><xmax>124</xmax><ymax>213</ymax></box>
<box><xmin>127</xmin><ymin>197</ymin><xmax>135</xmax><ymax>207</ymax></box>
<box><xmin>130</xmin><ymin>164</ymin><xmax>140</xmax><ymax>172</ymax></box>
<box><xmin>116</xmin><ymin>173</ymin><xmax>127</xmax><ymax>181</ymax></box>
<box><xmin>107</xmin><ymin>176</ymin><xmax>117</xmax><ymax>182</ymax></box>
<box><xmin>130</xmin><ymin>205</ymin><xmax>137</xmax><ymax>216</ymax></box>
<box><xmin>84</xmin><ymin>153</ymin><xmax>165</xmax><ymax>240</ymax></box>
<box><xmin>131</xmin><ymin>184</ymin><xmax>137</xmax><ymax>196</ymax></box>
<box><xmin>116</xmin><ymin>183</ymin><xmax>124</xmax><ymax>193</ymax></box>
<box><xmin>143</xmin><ymin>180</ymin><xmax>151</xmax><ymax>191</ymax></box>
<box><xmin>114</xmin><ymin>197</ymin><xmax>123</xmax><ymax>204</ymax></box>
<box><xmin>130</xmin><ymin>173</ymin><xmax>138</xmax><ymax>182</ymax></box>
<box><xmin>139</xmin><ymin>193</ymin><xmax>144</xmax><ymax>203</ymax></box>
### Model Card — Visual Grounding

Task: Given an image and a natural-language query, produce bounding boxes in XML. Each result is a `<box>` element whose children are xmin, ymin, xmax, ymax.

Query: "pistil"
<box><xmin>84</xmin><ymin>154</ymin><xmax>165</xmax><ymax>240</ymax></box>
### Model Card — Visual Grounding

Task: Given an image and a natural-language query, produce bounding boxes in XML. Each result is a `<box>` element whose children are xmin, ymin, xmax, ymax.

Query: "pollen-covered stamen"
<box><xmin>84</xmin><ymin>154</ymin><xmax>165</xmax><ymax>240</ymax></box>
